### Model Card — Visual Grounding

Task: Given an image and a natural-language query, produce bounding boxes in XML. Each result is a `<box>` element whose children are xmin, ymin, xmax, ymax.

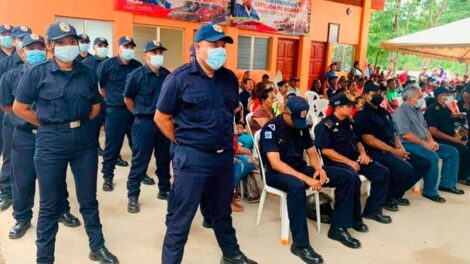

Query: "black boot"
<box><xmin>0</xmin><ymin>196</ymin><xmax>12</xmax><ymax>211</ymax></box>
<box><xmin>102</xmin><ymin>179</ymin><xmax>114</xmax><ymax>192</ymax></box>
<box><xmin>363</xmin><ymin>213</ymin><xmax>392</xmax><ymax>224</ymax></box>
<box><xmin>59</xmin><ymin>212</ymin><xmax>81</xmax><ymax>228</ymax></box>
<box><xmin>89</xmin><ymin>246</ymin><xmax>119</xmax><ymax>264</ymax></box>
<box><xmin>290</xmin><ymin>245</ymin><xmax>324</xmax><ymax>264</ymax></box>
<box><xmin>221</xmin><ymin>252</ymin><xmax>257</xmax><ymax>264</ymax></box>
<box><xmin>328</xmin><ymin>227</ymin><xmax>361</xmax><ymax>249</ymax></box>
<box><xmin>9</xmin><ymin>221</ymin><xmax>31</xmax><ymax>239</ymax></box>
<box><xmin>141</xmin><ymin>175</ymin><xmax>155</xmax><ymax>185</ymax></box>
<box><xmin>116</xmin><ymin>157</ymin><xmax>128</xmax><ymax>167</ymax></box>
<box><xmin>127</xmin><ymin>197</ymin><xmax>140</xmax><ymax>214</ymax></box>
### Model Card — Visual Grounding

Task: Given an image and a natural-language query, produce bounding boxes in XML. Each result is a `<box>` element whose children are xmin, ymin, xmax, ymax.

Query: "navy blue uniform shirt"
<box><xmin>354</xmin><ymin>102</ymin><xmax>397</xmax><ymax>147</ymax></box>
<box><xmin>260</xmin><ymin>115</ymin><xmax>313</xmax><ymax>171</ymax></box>
<box><xmin>76</xmin><ymin>53</ymin><xmax>91</xmax><ymax>63</ymax></box>
<box><xmin>0</xmin><ymin>48</ymin><xmax>10</xmax><ymax>60</ymax></box>
<box><xmin>123</xmin><ymin>64</ymin><xmax>170</xmax><ymax>116</ymax></box>
<box><xmin>157</xmin><ymin>59</ymin><xmax>239</xmax><ymax>151</ymax></box>
<box><xmin>424</xmin><ymin>103</ymin><xmax>456</xmax><ymax>136</ymax></box>
<box><xmin>0</xmin><ymin>63</ymin><xmax>35</xmax><ymax>128</ymax></box>
<box><xmin>97</xmin><ymin>56</ymin><xmax>142</xmax><ymax>107</ymax></box>
<box><xmin>457</xmin><ymin>100</ymin><xmax>470</xmax><ymax>127</ymax></box>
<box><xmin>315</xmin><ymin>114</ymin><xmax>360</xmax><ymax>162</ymax></box>
<box><xmin>15</xmin><ymin>59</ymin><xmax>102</xmax><ymax>124</ymax></box>
<box><xmin>82</xmin><ymin>55</ymin><xmax>108</xmax><ymax>73</ymax></box>
<box><xmin>0</xmin><ymin>51</ymin><xmax>23</xmax><ymax>78</ymax></box>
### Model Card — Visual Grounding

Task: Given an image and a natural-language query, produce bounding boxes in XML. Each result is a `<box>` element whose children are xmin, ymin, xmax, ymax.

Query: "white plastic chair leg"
<box><xmin>256</xmin><ymin>188</ymin><xmax>267</xmax><ymax>225</ymax></box>
<box><xmin>314</xmin><ymin>192</ymin><xmax>321</xmax><ymax>234</ymax></box>
<box><xmin>367</xmin><ymin>181</ymin><xmax>371</xmax><ymax>196</ymax></box>
<box><xmin>280</xmin><ymin>194</ymin><xmax>290</xmax><ymax>245</ymax></box>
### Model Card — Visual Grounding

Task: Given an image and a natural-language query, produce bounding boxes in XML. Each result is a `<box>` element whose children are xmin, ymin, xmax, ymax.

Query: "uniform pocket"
<box><xmin>39</xmin><ymin>89</ymin><xmax>64</xmax><ymax>100</ymax></box>
<box><xmin>181</xmin><ymin>94</ymin><xmax>210</xmax><ymax>122</ymax></box>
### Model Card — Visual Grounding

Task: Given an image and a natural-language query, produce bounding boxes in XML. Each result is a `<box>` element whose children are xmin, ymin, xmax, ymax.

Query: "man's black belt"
<box><xmin>42</xmin><ymin>120</ymin><xmax>86</xmax><ymax>129</ymax></box>
<box><xmin>179</xmin><ymin>143</ymin><xmax>227</xmax><ymax>154</ymax></box>
<box><xmin>135</xmin><ymin>115</ymin><xmax>154</xmax><ymax>120</ymax></box>
<box><xmin>16</xmin><ymin>126</ymin><xmax>37</xmax><ymax>134</ymax></box>
<box><xmin>107</xmin><ymin>105</ymin><xmax>128</xmax><ymax>111</ymax></box>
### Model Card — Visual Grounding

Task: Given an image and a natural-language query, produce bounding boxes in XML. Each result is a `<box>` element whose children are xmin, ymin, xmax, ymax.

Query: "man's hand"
<box><xmin>314</xmin><ymin>169</ymin><xmax>329</xmax><ymax>185</ymax></box>
<box><xmin>423</xmin><ymin>141</ymin><xmax>438</xmax><ymax>151</ymax></box>
<box><xmin>392</xmin><ymin>148</ymin><xmax>410</xmax><ymax>160</ymax></box>
<box><xmin>347</xmin><ymin>160</ymin><xmax>361</xmax><ymax>172</ymax></box>
<box><xmin>357</xmin><ymin>153</ymin><xmax>372</xmax><ymax>165</ymax></box>
<box><xmin>305</xmin><ymin>177</ymin><xmax>322</xmax><ymax>191</ymax></box>
<box><xmin>452</xmin><ymin>136</ymin><xmax>467</xmax><ymax>145</ymax></box>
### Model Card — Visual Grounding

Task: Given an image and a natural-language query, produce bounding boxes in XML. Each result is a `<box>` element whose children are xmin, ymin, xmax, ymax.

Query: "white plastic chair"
<box><xmin>305</xmin><ymin>91</ymin><xmax>320</xmax><ymax>107</ymax></box>
<box><xmin>254</xmin><ymin>131</ymin><xmax>321</xmax><ymax>245</ymax></box>
<box><xmin>245</xmin><ymin>112</ymin><xmax>254</xmax><ymax>136</ymax></box>
<box><xmin>312</xmin><ymin>99</ymin><xmax>329</xmax><ymax>118</ymax></box>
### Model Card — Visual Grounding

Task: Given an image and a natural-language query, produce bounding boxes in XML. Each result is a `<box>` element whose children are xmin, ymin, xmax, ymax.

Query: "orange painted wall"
<box><xmin>0</xmin><ymin>0</ymin><xmax>372</xmax><ymax>92</ymax></box>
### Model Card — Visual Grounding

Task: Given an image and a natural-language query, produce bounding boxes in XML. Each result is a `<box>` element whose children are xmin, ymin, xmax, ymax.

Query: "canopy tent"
<box><xmin>380</xmin><ymin>17</ymin><xmax>470</xmax><ymax>63</ymax></box>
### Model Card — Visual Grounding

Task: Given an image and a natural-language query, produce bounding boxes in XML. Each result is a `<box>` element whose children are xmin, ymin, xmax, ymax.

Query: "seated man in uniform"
<box><xmin>355</xmin><ymin>82</ymin><xmax>430</xmax><ymax>211</ymax></box>
<box><xmin>315</xmin><ymin>93</ymin><xmax>392</xmax><ymax>224</ymax></box>
<box><xmin>424</xmin><ymin>87</ymin><xmax>470</xmax><ymax>186</ymax></box>
<box><xmin>260</xmin><ymin>97</ymin><xmax>367</xmax><ymax>264</ymax></box>
<box><xmin>393</xmin><ymin>85</ymin><xmax>464</xmax><ymax>203</ymax></box>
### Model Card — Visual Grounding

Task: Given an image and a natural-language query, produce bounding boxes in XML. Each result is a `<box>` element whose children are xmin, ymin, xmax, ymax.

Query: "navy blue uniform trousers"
<box><xmin>266</xmin><ymin>165</ymin><xmax>362</xmax><ymax>247</ymax></box>
<box><xmin>162</xmin><ymin>144</ymin><xmax>241</xmax><ymax>264</ymax></box>
<box><xmin>127</xmin><ymin>117</ymin><xmax>171</xmax><ymax>198</ymax></box>
<box><xmin>368</xmin><ymin>150</ymin><xmax>428</xmax><ymax>200</ymax></box>
<box><xmin>102</xmin><ymin>107</ymin><xmax>133</xmax><ymax>180</ymax></box>
<box><xmin>35</xmin><ymin>122</ymin><xmax>104</xmax><ymax>264</ymax></box>
<box><xmin>11</xmin><ymin>127</ymin><xmax>71</xmax><ymax>223</ymax></box>
<box><xmin>0</xmin><ymin>115</ymin><xmax>14</xmax><ymax>199</ymax></box>
<box><xmin>329</xmin><ymin>161</ymin><xmax>390</xmax><ymax>215</ymax></box>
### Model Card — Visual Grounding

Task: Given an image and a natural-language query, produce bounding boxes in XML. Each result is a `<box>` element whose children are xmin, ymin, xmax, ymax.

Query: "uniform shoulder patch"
<box><xmin>268</xmin><ymin>124</ymin><xmax>276</xmax><ymax>131</ymax></box>
<box><xmin>264</xmin><ymin>131</ymin><xmax>273</xmax><ymax>139</ymax></box>
<box><xmin>324</xmin><ymin>119</ymin><xmax>334</xmax><ymax>129</ymax></box>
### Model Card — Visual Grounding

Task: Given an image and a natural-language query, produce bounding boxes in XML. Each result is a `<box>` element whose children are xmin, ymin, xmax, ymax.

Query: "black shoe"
<box><xmin>328</xmin><ymin>227</ymin><xmax>361</xmax><ymax>249</ymax></box>
<box><xmin>89</xmin><ymin>246</ymin><xmax>119</xmax><ymax>264</ymax></box>
<box><xmin>9</xmin><ymin>221</ymin><xmax>31</xmax><ymax>239</ymax></box>
<box><xmin>102</xmin><ymin>179</ymin><xmax>114</xmax><ymax>192</ymax></box>
<box><xmin>0</xmin><ymin>197</ymin><xmax>12</xmax><ymax>211</ymax></box>
<box><xmin>141</xmin><ymin>175</ymin><xmax>155</xmax><ymax>185</ymax></box>
<box><xmin>363</xmin><ymin>213</ymin><xmax>392</xmax><ymax>224</ymax></box>
<box><xmin>59</xmin><ymin>212</ymin><xmax>81</xmax><ymax>228</ymax></box>
<box><xmin>458</xmin><ymin>179</ymin><xmax>470</xmax><ymax>186</ymax></box>
<box><xmin>290</xmin><ymin>245</ymin><xmax>324</xmax><ymax>264</ymax></box>
<box><xmin>394</xmin><ymin>198</ymin><xmax>410</xmax><ymax>206</ymax></box>
<box><xmin>438</xmin><ymin>186</ymin><xmax>465</xmax><ymax>195</ymax></box>
<box><xmin>116</xmin><ymin>157</ymin><xmax>128</xmax><ymax>167</ymax></box>
<box><xmin>157</xmin><ymin>191</ymin><xmax>169</xmax><ymax>200</ymax></box>
<box><xmin>384</xmin><ymin>201</ymin><xmax>399</xmax><ymax>212</ymax></box>
<box><xmin>127</xmin><ymin>197</ymin><xmax>140</xmax><ymax>214</ymax></box>
<box><xmin>98</xmin><ymin>147</ymin><xmax>104</xmax><ymax>157</ymax></box>
<box><xmin>352</xmin><ymin>222</ymin><xmax>368</xmax><ymax>233</ymax></box>
<box><xmin>202</xmin><ymin>219</ymin><xmax>213</xmax><ymax>229</ymax></box>
<box><xmin>422</xmin><ymin>194</ymin><xmax>446</xmax><ymax>203</ymax></box>
<box><xmin>221</xmin><ymin>252</ymin><xmax>257</xmax><ymax>264</ymax></box>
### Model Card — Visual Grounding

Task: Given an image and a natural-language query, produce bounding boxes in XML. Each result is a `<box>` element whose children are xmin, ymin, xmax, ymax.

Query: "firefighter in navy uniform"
<box><xmin>315</xmin><ymin>93</ymin><xmax>392</xmax><ymax>224</ymax></box>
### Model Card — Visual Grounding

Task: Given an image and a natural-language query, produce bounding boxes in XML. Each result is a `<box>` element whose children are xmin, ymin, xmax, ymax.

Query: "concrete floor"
<box><xmin>0</xmin><ymin>142</ymin><xmax>470</xmax><ymax>264</ymax></box>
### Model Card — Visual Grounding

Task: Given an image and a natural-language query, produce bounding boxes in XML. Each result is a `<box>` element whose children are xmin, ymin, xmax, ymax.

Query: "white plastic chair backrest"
<box><xmin>254</xmin><ymin>130</ymin><xmax>267</xmax><ymax>183</ymax></box>
<box><xmin>396</xmin><ymin>96</ymin><xmax>403</xmax><ymax>106</ymax></box>
<box><xmin>245</xmin><ymin>112</ymin><xmax>254</xmax><ymax>135</ymax></box>
<box><xmin>306</xmin><ymin>91</ymin><xmax>320</xmax><ymax>107</ymax></box>
<box><xmin>312</xmin><ymin>99</ymin><xmax>329</xmax><ymax>117</ymax></box>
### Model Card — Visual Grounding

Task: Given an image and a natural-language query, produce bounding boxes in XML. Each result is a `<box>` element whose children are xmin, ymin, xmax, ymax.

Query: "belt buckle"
<box><xmin>70</xmin><ymin>120</ymin><xmax>81</xmax><ymax>129</ymax></box>
<box><xmin>216</xmin><ymin>149</ymin><xmax>224</xmax><ymax>154</ymax></box>
<box><xmin>32</xmin><ymin>129</ymin><xmax>37</xmax><ymax>134</ymax></box>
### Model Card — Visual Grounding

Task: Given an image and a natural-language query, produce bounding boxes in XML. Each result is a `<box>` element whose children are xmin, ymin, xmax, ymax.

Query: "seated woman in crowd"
<box><xmin>249</xmin><ymin>87</ymin><xmax>275</xmax><ymax>135</ymax></box>
<box><xmin>310</xmin><ymin>79</ymin><xmax>323</xmax><ymax>96</ymax></box>
<box><xmin>273</xmin><ymin>80</ymin><xmax>289</xmax><ymax>116</ymax></box>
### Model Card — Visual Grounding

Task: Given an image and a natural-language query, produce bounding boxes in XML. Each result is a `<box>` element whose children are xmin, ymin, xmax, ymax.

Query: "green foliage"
<box><xmin>367</xmin><ymin>0</ymin><xmax>470</xmax><ymax>75</ymax></box>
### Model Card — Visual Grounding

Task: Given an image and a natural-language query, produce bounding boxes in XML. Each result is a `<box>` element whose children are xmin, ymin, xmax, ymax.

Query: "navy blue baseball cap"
<box><xmin>0</xmin><ymin>24</ymin><xmax>13</xmax><ymax>34</ymax></box>
<box><xmin>286</xmin><ymin>96</ymin><xmax>310</xmax><ymax>129</ymax></box>
<box><xmin>46</xmin><ymin>22</ymin><xmax>78</xmax><ymax>41</ymax></box>
<box><xmin>118</xmin><ymin>36</ymin><xmax>136</xmax><ymax>47</ymax></box>
<box><xmin>144</xmin><ymin>40</ymin><xmax>167</xmax><ymax>52</ymax></box>
<box><xmin>22</xmin><ymin>33</ymin><xmax>45</xmax><ymax>47</ymax></box>
<box><xmin>93</xmin><ymin>36</ymin><xmax>108</xmax><ymax>46</ymax></box>
<box><xmin>11</xmin><ymin>25</ymin><xmax>31</xmax><ymax>39</ymax></box>
<box><xmin>78</xmin><ymin>34</ymin><xmax>90</xmax><ymax>43</ymax></box>
<box><xmin>329</xmin><ymin>93</ymin><xmax>356</xmax><ymax>107</ymax></box>
<box><xmin>363</xmin><ymin>81</ymin><xmax>380</xmax><ymax>93</ymax></box>
<box><xmin>195</xmin><ymin>24</ymin><xmax>233</xmax><ymax>44</ymax></box>
<box><xmin>434</xmin><ymin>87</ymin><xmax>452</xmax><ymax>98</ymax></box>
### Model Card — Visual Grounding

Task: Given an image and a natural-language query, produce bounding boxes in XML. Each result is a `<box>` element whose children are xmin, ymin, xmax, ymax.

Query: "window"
<box><xmin>133</xmin><ymin>25</ymin><xmax>183</xmax><ymax>69</ymax></box>
<box><xmin>237</xmin><ymin>36</ymin><xmax>269</xmax><ymax>70</ymax></box>
<box><xmin>332</xmin><ymin>44</ymin><xmax>355</xmax><ymax>72</ymax></box>
<box><xmin>56</xmin><ymin>17</ymin><xmax>113</xmax><ymax>57</ymax></box>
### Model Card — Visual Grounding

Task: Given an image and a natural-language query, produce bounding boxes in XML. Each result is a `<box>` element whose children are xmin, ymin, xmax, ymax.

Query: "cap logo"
<box><xmin>30</xmin><ymin>34</ymin><xmax>39</xmax><ymax>40</ymax></box>
<box><xmin>212</xmin><ymin>24</ymin><xmax>223</xmax><ymax>33</ymax></box>
<box><xmin>300</xmin><ymin>110</ymin><xmax>307</xmax><ymax>118</ymax></box>
<box><xmin>153</xmin><ymin>40</ymin><xmax>160</xmax><ymax>46</ymax></box>
<box><xmin>20</xmin><ymin>26</ymin><xmax>29</xmax><ymax>32</ymax></box>
<box><xmin>125</xmin><ymin>36</ymin><xmax>132</xmax><ymax>41</ymax></box>
<box><xmin>4</xmin><ymin>25</ymin><xmax>11</xmax><ymax>30</ymax></box>
<box><xmin>83</xmin><ymin>34</ymin><xmax>88</xmax><ymax>39</ymax></box>
<box><xmin>100</xmin><ymin>37</ymin><xmax>105</xmax><ymax>41</ymax></box>
<box><xmin>59</xmin><ymin>22</ymin><xmax>70</xmax><ymax>32</ymax></box>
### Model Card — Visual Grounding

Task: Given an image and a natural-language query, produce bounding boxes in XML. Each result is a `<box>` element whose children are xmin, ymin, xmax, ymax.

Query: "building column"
<box><xmin>298</xmin><ymin>35</ymin><xmax>312</xmax><ymax>95</ymax></box>
<box><xmin>356</xmin><ymin>0</ymin><xmax>372</xmax><ymax>70</ymax></box>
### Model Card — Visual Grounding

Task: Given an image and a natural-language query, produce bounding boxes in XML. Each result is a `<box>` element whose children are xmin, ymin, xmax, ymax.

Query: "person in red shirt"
<box><xmin>399</xmin><ymin>68</ymin><xmax>409</xmax><ymax>84</ymax></box>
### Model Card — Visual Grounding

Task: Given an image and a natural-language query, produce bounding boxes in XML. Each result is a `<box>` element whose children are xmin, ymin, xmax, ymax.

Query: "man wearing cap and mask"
<box><xmin>424</xmin><ymin>87</ymin><xmax>470</xmax><ymax>187</ymax></box>
<box><xmin>355</xmin><ymin>81</ymin><xmax>429</xmax><ymax>211</ymax></box>
<box><xmin>393</xmin><ymin>85</ymin><xmax>463</xmax><ymax>203</ymax></box>
<box><xmin>13</xmin><ymin>22</ymin><xmax>118</xmax><ymax>264</ymax></box>
<box><xmin>0</xmin><ymin>33</ymin><xmax>80</xmax><ymax>239</ymax></box>
<box><xmin>315</xmin><ymin>93</ymin><xmax>392</xmax><ymax>224</ymax></box>
<box><xmin>98</xmin><ymin>36</ymin><xmax>146</xmax><ymax>192</ymax></box>
<box><xmin>0</xmin><ymin>25</ymin><xmax>31</xmax><ymax>212</ymax></box>
<box><xmin>76</xmin><ymin>34</ymin><xmax>91</xmax><ymax>62</ymax></box>
<box><xmin>155</xmin><ymin>23</ymin><xmax>256</xmax><ymax>264</ymax></box>
<box><xmin>260</xmin><ymin>96</ymin><xmax>367</xmax><ymax>263</ymax></box>
<box><xmin>124</xmin><ymin>40</ymin><xmax>171</xmax><ymax>213</ymax></box>
<box><xmin>0</xmin><ymin>24</ymin><xmax>15</xmax><ymax>60</ymax></box>
<box><xmin>83</xmin><ymin>37</ymin><xmax>111</xmax><ymax>156</ymax></box>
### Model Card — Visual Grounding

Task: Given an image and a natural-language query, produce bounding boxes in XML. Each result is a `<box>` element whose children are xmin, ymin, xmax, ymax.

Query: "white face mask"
<box><xmin>445</xmin><ymin>96</ymin><xmax>454</xmax><ymax>106</ymax></box>
<box><xmin>149</xmin><ymin>55</ymin><xmax>164</xmax><ymax>68</ymax></box>
<box><xmin>121</xmin><ymin>48</ymin><xmax>135</xmax><ymax>61</ymax></box>
<box><xmin>79</xmin><ymin>43</ymin><xmax>90</xmax><ymax>53</ymax></box>
<box><xmin>95</xmin><ymin>47</ymin><xmax>108</xmax><ymax>58</ymax></box>
<box><xmin>416</xmin><ymin>98</ymin><xmax>426</xmax><ymax>109</ymax></box>
<box><xmin>54</xmin><ymin>45</ymin><xmax>79</xmax><ymax>63</ymax></box>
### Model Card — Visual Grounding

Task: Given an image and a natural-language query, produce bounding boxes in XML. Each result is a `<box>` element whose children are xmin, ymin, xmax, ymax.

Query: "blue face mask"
<box><xmin>206</xmin><ymin>47</ymin><xmax>226</xmax><ymax>70</ymax></box>
<box><xmin>0</xmin><ymin>35</ymin><xmax>13</xmax><ymax>48</ymax></box>
<box><xmin>95</xmin><ymin>47</ymin><xmax>108</xmax><ymax>58</ymax></box>
<box><xmin>150</xmin><ymin>55</ymin><xmax>164</xmax><ymax>68</ymax></box>
<box><xmin>121</xmin><ymin>48</ymin><xmax>135</xmax><ymax>61</ymax></box>
<box><xmin>54</xmin><ymin>45</ymin><xmax>79</xmax><ymax>63</ymax></box>
<box><xmin>25</xmin><ymin>50</ymin><xmax>47</xmax><ymax>65</ymax></box>
<box><xmin>79</xmin><ymin>43</ymin><xmax>90</xmax><ymax>53</ymax></box>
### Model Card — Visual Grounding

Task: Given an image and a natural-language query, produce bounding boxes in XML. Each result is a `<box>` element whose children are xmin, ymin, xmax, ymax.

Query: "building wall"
<box><xmin>0</xmin><ymin>0</ymin><xmax>372</xmax><ymax>93</ymax></box>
